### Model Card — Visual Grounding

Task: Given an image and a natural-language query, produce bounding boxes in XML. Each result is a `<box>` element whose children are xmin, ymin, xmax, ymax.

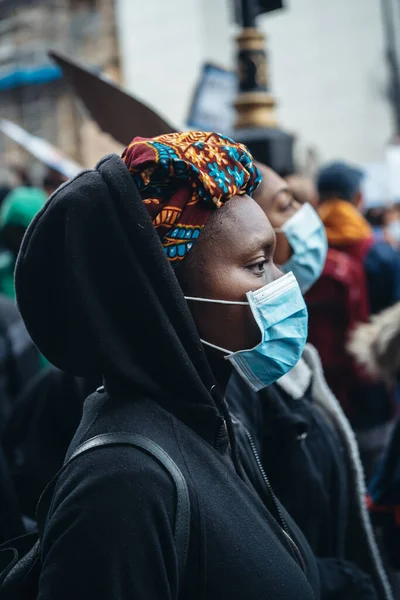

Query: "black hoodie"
<box><xmin>15</xmin><ymin>154</ymin><xmax>320</xmax><ymax>600</ymax></box>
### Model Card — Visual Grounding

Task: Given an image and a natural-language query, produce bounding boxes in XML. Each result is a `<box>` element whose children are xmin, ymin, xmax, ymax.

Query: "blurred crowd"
<box><xmin>1</xmin><ymin>138</ymin><xmax>400</xmax><ymax>600</ymax></box>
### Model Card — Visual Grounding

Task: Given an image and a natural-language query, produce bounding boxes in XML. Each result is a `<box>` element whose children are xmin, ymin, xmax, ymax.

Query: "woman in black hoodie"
<box><xmin>15</xmin><ymin>132</ymin><xmax>319</xmax><ymax>599</ymax></box>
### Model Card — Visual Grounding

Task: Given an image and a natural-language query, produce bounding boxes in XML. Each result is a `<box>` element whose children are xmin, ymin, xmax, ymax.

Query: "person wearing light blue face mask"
<box><xmin>276</xmin><ymin>204</ymin><xmax>328</xmax><ymax>293</ymax></box>
<box><xmin>224</xmin><ymin>162</ymin><xmax>391</xmax><ymax>600</ymax></box>
<box><xmin>185</xmin><ymin>271</ymin><xmax>308</xmax><ymax>391</ymax></box>
<box><xmin>254</xmin><ymin>164</ymin><xmax>327</xmax><ymax>293</ymax></box>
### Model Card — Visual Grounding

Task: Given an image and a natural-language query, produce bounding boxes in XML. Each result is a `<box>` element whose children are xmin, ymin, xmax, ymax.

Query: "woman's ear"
<box><xmin>354</xmin><ymin>190</ymin><xmax>363</xmax><ymax>211</ymax></box>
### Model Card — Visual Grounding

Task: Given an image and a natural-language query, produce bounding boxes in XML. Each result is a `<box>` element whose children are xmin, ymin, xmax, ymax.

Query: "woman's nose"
<box><xmin>272</xmin><ymin>263</ymin><xmax>284</xmax><ymax>282</ymax></box>
<box><xmin>261</xmin><ymin>262</ymin><xmax>284</xmax><ymax>287</ymax></box>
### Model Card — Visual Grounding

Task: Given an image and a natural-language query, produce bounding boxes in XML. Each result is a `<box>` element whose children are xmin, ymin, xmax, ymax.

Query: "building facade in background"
<box><xmin>115</xmin><ymin>0</ymin><xmax>233</xmax><ymax>131</ymax></box>
<box><xmin>0</xmin><ymin>0</ymin><xmax>120</xmax><ymax>179</ymax></box>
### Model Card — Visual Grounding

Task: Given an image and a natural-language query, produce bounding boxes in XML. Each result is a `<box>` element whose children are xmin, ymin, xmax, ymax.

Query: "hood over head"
<box><xmin>15</xmin><ymin>149</ymin><xmax>261</xmax><ymax>448</ymax></box>
<box><xmin>16</xmin><ymin>155</ymin><xmax>222</xmax><ymax>420</ymax></box>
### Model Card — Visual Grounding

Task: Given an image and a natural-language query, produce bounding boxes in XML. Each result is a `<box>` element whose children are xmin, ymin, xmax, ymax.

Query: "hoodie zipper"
<box><xmin>244</xmin><ymin>428</ymin><xmax>306</xmax><ymax>572</ymax></box>
<box><xmin>215</xmin><ymin>421</ymin><xmax>227</xmax><ymax>450</ymax></box>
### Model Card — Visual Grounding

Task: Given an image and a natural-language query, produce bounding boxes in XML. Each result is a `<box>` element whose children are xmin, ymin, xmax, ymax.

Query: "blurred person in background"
<box><xmin>0</xmin><ymin>187</ymin><xmax>46</xmax><ymax>299</ymax></box>
<box><xmin>227</xmin><ymin>163</ymin><xmax>391</xmax><ymax>600</ymax></box>
<box><xmin>306</xmin><ymin>162</ymin><xmax>400</xmax><ymax>480</ymax></box>
<box><xmin>366</xmin><ymin>207</ymin><xmax>386</xmax><ymax>242</ymax></box>
<box><xmin>316</xmin><ymin>161</ymin><xmax>400</xmax><ymax>315</ymax></box>
<box><xmin>0</xmin><ymin>294</ymin><xmax>40</xmax><ymax>426</ymax></box>
<box><xmin>348</xmin><ymin>302</ymin><xmax>400</xmax><ymax>392</ymax></box>
<box><xmin>0</xmin><ymin>174</ymin><xmax>94</xmax><ymax>526</ymax></box>
<box><xmin>42</xmin><ymin>169</ymin><xmax>67</xmax><ymax>198</ymax></box>
<box><xmin>0</xmin><ymin>293</ymin><xmax>40</xmax><ymax>544</ymax></box>
<box><xmin>3</xmin><ymin>366</ymin><xmax>99</xmax><ymax>520</ymax></box>
<box><xmin>0</xmin><ymin>177</ymin><xmax>41</xmax><ymax>545</ymax></box>
<box><xmin>383</xmin><ymin>206</ymin><xmax>400</xmax><ymax>250</ymax></box>
<box><xmin>365</xmin><ymin>205</ymin><xmax>400</xmax><ymax>249</ymax></box>
<box><xmin>349</xmin><ymin>303</ymin><xmax>400</xmax><ymax>582</ymax></box>
<box><xmin>11</xmin><ymin>166</ymin><xmax>32</xmax><ymax>189</ymax></box>
<box><xmin>11</xmin><ymin>133</ymin><xmax>323</xmax><ymax>600</ymax></box>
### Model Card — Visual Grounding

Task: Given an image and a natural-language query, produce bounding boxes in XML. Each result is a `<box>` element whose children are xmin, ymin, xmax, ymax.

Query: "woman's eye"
<box><xmin>281</xmin><ymin>198</ymin><xmax>296</xmax><ymax>212</ymax></box>
<box><xmin>279</xmin><ymin>193</ymin><xmax>297</xmax><ymax>212</ymax></box>
<box><xmin>248</xmin><ymin>260</ymin><xmax>267</xmax><ymax>274</ymax></box>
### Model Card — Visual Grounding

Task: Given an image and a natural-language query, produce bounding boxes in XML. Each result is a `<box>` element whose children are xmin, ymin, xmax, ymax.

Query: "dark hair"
<box><xmin>317</xmin><ymin>162</ymin><xmax>364</xmax><ymax>204</ymax></box>
<box><xmin>0</xmin><ymin>186</ymin><xmax>11</xmax><ymax>207</ymax></box>
<box><xmin>365</xmin><ymin>208</ymin><xmax>385</xmax><ymax>227</ymax></box>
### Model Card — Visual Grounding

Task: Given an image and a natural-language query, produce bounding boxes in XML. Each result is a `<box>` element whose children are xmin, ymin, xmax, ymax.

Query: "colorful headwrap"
<box><xmin>122</xmin><ymin>131</ymin><xmax>261</xmax><ymax>263</ymax></box>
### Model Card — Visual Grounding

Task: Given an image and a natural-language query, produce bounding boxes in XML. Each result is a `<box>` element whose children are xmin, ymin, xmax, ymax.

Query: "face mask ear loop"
<box><xmin>185</xmin><ymin>296</ymin><xmax>247</xmax><ymax>356</ymax></box>
<box><xmin>185</xmin><ymin>296</ymin><xmax>248</xmax><ymax>306</ymax></box>
<box><xmin>201</xmin><ymin>338</ymin><xmax>233</xmax><ymax>356</ymax></box>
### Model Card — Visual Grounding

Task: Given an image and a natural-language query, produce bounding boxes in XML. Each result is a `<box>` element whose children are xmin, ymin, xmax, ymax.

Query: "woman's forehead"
<box><xmin>254</xmin><ymin>165</ymin><xmax>288</xmax><ymax>209</ymax></box>
<box><xmin>205</xmin><ymin>195</ymin><xmax>274</xmax><ymax>248</ymax></box>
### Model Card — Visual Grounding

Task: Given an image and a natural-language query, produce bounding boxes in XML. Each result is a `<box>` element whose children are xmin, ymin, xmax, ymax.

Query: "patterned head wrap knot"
<box><xmin>122</xmin><ymin>131</ymin><xmax>261</xmax><ymax>263</ymax></box>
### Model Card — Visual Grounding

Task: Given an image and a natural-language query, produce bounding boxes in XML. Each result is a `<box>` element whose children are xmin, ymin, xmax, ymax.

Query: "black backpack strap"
<box><xmin>39</xmin><ymin>433</ymin><xmax>191</xmax><ymax>596</ymax></box>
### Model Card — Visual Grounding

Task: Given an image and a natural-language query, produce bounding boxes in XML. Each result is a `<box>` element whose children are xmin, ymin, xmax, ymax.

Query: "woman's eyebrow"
<box><xmin>271</xmin><ymin>187</ymin><xmax>290</xmax><ymax>204</ymax></box>
<box><xmin>246</xmin><ymin>231</ymin><xmax>276</xmax><ymax>253</ymax></box>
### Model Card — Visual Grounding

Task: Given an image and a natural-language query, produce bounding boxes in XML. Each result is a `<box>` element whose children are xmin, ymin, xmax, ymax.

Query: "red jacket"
<box><xmin>306</xmin><ymin>245</ymin><xmax>371</xmax><ymax>416</ymax></box>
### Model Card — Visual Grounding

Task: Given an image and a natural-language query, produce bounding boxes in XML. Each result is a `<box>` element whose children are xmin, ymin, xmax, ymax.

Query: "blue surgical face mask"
<box><xmin>185</xmin><ymin>272</ymin><xmax>308</xmax><ymax>392</ymax></box>
<box><xmin>276</xmin><ymin>203</ymin><xmax>327</xmax><ymax>293</ymax></box>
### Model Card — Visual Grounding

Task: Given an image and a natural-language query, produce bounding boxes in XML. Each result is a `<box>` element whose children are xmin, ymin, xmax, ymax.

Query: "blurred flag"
<box><xmin>0</xmin><ymin>119</ymin><xmax>82</xmax><ymax>179</ymax></box>
<box><xmin>49</xmin><ymin>51</ymin><xmax>175</xmax><ymax>145</ymax></box>
<box><xmin>186</xmin><ymin>63</ymin><xmax>236</xmax><ymax>134</ymax></box>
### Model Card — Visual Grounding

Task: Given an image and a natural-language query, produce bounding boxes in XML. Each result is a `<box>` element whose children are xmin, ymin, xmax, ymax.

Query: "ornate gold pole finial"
<box><xmin>233</xmin><ymin>0</ymin><xmax>293</xmax><ymax>176</ymax></box>
<box><xmin>234</xmin><ymin>27</ymin><xmax>277</xmax><ymax>129</ymax></box>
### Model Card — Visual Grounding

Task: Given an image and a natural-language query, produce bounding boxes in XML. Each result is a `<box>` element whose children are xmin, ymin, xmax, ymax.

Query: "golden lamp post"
<box><xmin>234</xmin><ymin>0</ymin><xmax>294</xmax><ymax>176</ymax></box>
